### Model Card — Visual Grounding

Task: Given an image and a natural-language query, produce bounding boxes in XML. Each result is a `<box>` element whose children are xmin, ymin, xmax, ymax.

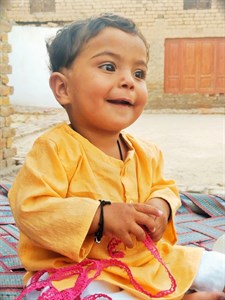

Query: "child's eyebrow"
<box><xmin>91</xmin><ymin>51</ymin><xmax>119</xmax><ymax>60</ymax></box>
<box><xmin>91</xmin><ymin>51</ymin><xmax>147</xmax><ymax>68</ymax></box>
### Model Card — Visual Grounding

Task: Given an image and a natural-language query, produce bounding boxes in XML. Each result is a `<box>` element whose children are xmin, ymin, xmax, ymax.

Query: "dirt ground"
<box><xmin>1</xmin><ymin>106</ymin><xmax>224</xmax><ymax>194</ymax></box>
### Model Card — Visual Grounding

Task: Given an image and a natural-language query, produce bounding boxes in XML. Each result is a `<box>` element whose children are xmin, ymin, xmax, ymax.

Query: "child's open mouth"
<box><xmin>106</xmin><ymin>99</ymin><xmax>132</xmax><ymax>106</ymax></box>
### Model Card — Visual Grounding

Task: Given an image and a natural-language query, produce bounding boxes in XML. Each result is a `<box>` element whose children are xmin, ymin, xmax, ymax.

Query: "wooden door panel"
<box><xmin>215</xmin><ymin>40</ymin><xmax>225</xmax><ymax>92</ymax></box>
<box><xmin>164</xmin><ymin>38</ymin><xmax>225</xmax><ymax>94</ymax></box>
<box><xmin>164</xmin><ymin>40</ymin><xmax>180</xmax><ymax>93</ymax></box>
<box><xmin>182</xmin><ymin>40</ymin><xmax>197</xmax><ymax>92</ymax></box>
<box><xmin>198</xmin><ymin>40</ymin><xmax>215</xmax><ymax>93</ymax></box>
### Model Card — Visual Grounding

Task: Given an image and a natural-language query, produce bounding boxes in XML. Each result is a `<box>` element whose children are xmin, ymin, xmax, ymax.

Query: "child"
<box><xmin>9</xmin><ymin>13</ymin><xmax>225</xmax><ymax>300</ymax></box>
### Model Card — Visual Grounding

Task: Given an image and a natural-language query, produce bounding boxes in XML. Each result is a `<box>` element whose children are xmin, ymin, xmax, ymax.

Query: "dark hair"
<box><xmin>46</xmin><ymin>13</ymin><xmax>149</xmax><ymax>72</ymax></box>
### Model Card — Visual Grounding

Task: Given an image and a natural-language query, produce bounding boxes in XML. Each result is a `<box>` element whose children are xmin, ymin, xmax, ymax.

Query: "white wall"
<box><xmin>8</xmin><ymin>25</ymin><xmax>61</xmax><ymax>107</ymax></box>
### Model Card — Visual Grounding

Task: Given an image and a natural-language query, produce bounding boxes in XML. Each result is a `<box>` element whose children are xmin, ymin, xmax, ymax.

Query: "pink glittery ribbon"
<box><xmin>16</xmin><ymin>232</ymin><xmax>176</xmax><ymax>299</ymax></box>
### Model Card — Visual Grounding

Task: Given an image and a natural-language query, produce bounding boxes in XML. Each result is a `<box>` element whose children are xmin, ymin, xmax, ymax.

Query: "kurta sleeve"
<box><xmin>148</xmin><ymin>145</ymin><xmax>181</xmax><ymax>244</ymax></box>
<box><xmin>8</xmin><ymin>137</ymin><xmax>99</xmax><ymax>262</ymax></box>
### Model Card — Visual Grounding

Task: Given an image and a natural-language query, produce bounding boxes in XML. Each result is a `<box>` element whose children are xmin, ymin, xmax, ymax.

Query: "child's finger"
<box><xmin>133</xmin><ymin>203</ymin><xmax>163</xmax><ymax>217</ymax></box>
<box><xmin>121</xmin><ymin>232</ymin><xmax>134</xmax><ymax>248</ymax></box>
<box><xmin>136</xmin><ymin>213</ymin><xmax>157</xmax><ymax>234</ymax></box>
<box><xmin>129</xmin><ymin>223</ymin><xmax>146</xmax><ymax>242</ymax></box>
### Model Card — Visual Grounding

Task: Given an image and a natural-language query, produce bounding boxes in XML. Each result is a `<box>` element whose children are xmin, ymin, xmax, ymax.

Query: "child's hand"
<box><xmin>145</xmin><ymin>197</ymin><xmax>171</xmax><ymax>242</ymax></box>
<box><xmin>102</xmin><ymin>202</ymin><xmax>163</xmax><ymax>248</ymax></box>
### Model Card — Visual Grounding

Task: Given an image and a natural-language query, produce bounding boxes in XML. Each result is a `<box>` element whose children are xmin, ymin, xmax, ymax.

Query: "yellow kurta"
<box><xmin>8</xmin><ymin>123</ymin><xmax>203</xmax><ymax>299</ymax></box>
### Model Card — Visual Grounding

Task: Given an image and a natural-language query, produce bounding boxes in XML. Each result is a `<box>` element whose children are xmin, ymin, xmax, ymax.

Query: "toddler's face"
<box><xmin>64</xmin><ymin>27</ymin><xmax>148</xmax><ymax>134</ymax></box>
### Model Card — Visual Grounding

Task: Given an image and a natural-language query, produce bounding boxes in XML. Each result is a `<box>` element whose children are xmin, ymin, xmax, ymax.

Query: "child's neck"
<box><xmin>88</xmin><ymin>133</ymin><xmax>126</xmax><ymax>161</ymax></box>
<box><xmin>70</xmin><ymin>124</ymin><xmax>126</xmax><ymax>160</ymax></box>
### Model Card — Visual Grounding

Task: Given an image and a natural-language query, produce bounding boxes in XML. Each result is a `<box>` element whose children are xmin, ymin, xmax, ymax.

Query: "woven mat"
<box><xmin>0</xmin><ymin>185</ymin><xmax>224</xmax><ymax>299</ymax></box>
<box><xmin>0</xmin><ymin>184</ymin><xmax>25</xmax><ymax>299</ymax></box>
<box><xmin>176</xmin><ymin>192</ymin><xmax>225</xmax><ymax>250</ymax></box>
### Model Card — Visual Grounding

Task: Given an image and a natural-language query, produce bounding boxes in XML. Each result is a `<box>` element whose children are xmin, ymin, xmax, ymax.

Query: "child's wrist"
<box><xmin>147</xmin><ymin>198</ymin><xmax>171</xmax><ymax>221</ymax></box>
<box><xmin>94</xmin><ymin>200</ymin><xmax>111</xmax><ymax>243</ymax></box>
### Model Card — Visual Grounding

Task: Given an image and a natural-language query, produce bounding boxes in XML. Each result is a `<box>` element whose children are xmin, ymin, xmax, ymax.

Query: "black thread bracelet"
<box><xmin>95</xmin><ymin>200</ymin><xmax>111</xmax><ymax>243</ymax></box>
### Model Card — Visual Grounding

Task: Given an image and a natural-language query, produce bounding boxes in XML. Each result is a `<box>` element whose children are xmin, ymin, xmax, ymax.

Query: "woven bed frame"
<box><xmin>0</xmin><ymin>184</ymin><xmax>225</xmax><ymax>300</ymax></box>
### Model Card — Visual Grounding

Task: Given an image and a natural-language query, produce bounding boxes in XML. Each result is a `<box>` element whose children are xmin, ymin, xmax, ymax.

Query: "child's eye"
<box><xmin>99</xmin><ymin>63</ymin><xmax>116</xmax><ymax>72</ymax></box>
<box><xmin>134</xmin><ymin>70</ymin><xmax>146</xmax><ymax>79</ymax></box>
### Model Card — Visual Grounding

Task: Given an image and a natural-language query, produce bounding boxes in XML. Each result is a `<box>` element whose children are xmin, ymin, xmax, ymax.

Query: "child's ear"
<box><xmin>49</xmin><ymin>72</ymin><xmax>70</xmax><ymax>106</ymax></box>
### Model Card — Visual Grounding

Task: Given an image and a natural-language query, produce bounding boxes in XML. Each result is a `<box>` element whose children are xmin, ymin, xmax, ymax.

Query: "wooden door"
<box><xmin>164</xmin><ymin>38</ymin><xmax>225</xmax><ymax>94</ymax></box>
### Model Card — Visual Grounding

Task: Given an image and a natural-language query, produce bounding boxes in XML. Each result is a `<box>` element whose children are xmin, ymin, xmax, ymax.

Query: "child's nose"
<box><xmin>119</xmin><ymin>72</ymin><xmax>135</xmax><ymax>90</ymax></box>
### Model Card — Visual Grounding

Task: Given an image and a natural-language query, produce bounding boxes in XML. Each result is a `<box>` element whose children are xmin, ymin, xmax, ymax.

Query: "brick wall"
<box><xmin>0</xmin><ymin>0</ymin><xmax>16</xmax><ymax>171</ymax></box>
<box><xmin>6</xmin><ymin>0</ymin><xmax>225</xmax><ymax>28</ymax></box>
<box><xmin>6</xmin><ymin>0</ymin><xmax>225</xmax><ymax>110</ymax></box>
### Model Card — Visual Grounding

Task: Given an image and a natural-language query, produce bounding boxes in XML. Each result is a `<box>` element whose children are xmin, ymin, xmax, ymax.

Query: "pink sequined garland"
<box><xmin>16</xmin><ymin>232</ymin><xmax>177</xmax><ymax>300</ymax></box>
